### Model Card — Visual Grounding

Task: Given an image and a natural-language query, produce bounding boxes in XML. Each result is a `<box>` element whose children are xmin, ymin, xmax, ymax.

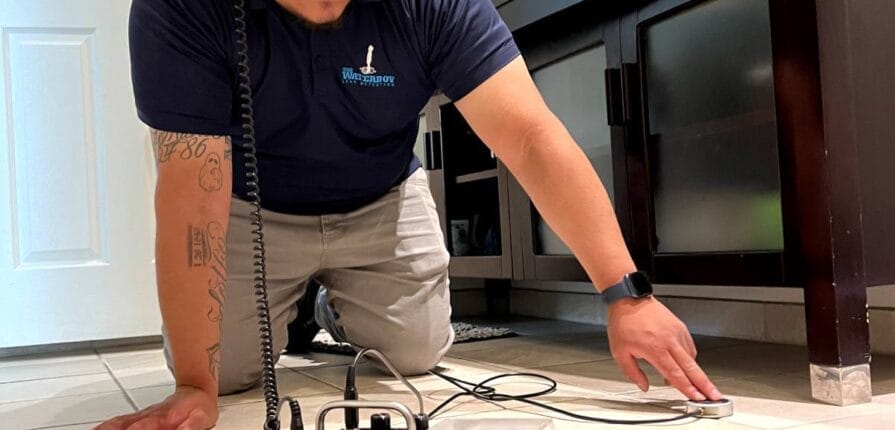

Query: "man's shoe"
<box><xmin>284</xmin><ymin>280</ymin><xmax>322</xmax><ymax>354</ymax></box>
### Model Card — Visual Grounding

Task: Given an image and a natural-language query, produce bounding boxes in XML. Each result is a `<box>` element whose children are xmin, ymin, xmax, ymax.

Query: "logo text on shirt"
<box><xmin>341</xmin><ymin>45</ymin><xmax>396</xmax><ymax>87</ymax></box>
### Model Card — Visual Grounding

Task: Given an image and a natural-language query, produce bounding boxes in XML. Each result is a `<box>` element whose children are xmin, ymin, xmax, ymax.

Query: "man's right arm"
<box><xmin>152</xmin><ymin>130</ymin><xmax>233</xmax><ymax>396</ymax></box>
<box><xmin>97</xmin><ymin>130</ymin><xmax>232</xmax><ymax>430</ymax></box>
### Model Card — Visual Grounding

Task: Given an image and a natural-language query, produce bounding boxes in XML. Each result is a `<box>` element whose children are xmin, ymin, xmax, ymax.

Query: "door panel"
<box><xmin>1</xmin><ymin>0</ymin><xmax>159</xmax><ymax>347</ymax></box>
<box><xmin>622</xmin><ymin>0</ymin><xmax>793</xmax><ymax>285</ymax></box>
<box><xmin>642</xmin><ymin>0</ymin><xmax>784</xmax><ymax>253</ymax></box>
<box><xmin>7</xmin><ymin>30</ymin><xmax>107</xmax><ymax>269</ymax></box>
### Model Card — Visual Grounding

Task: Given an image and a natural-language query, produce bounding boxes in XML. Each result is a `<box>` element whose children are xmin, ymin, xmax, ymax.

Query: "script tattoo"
<box><xmin>206</xmin><ymin>221</ymin><xmax>227</xmax><ymax>323</ymax></box>
<box><xmin>150</xmin><ymin>130</ymin><xmax>227</xmax><ymax>163</ymax></box>
<box><xmin>203</xmin><ymin>222</ymin><xmax>226</xmax><ymax>382</ymax></box>
<box><xmin>199</xmin><ymin>153</ymin><xmax>224</xmax><ymax>192</ymax></box>
<box><xmin>207</xmin><ymin>342</ymin><xmax>221</xmax><ymax>380</ymax></box>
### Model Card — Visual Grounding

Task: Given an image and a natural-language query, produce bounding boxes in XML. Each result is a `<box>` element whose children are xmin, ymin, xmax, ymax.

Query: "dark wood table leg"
<box><xmin>774</xmin><ymin>0</ymin><xmax>872</xmax><ymax>405</ymax></box>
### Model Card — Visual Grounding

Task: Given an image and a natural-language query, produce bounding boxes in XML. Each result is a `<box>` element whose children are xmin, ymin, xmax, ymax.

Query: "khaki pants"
<box><xmin>164</xmin><ymin>169</ymin><xmax>454</xmax><ymax>395</ymax></box>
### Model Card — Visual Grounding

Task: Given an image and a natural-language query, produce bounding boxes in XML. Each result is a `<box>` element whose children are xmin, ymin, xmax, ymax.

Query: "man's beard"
<box><xmin>282</xmin><ymin>0</ymin><xmax>349</xmax><ymax>31</ymax></box>
<box><xmin>298</xmin><ymin>15</ymin><xmax>344</xmax><ymax>31</ymax></box>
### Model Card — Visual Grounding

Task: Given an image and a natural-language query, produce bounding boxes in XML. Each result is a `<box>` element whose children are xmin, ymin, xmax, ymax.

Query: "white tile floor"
<box><xmin>1</xmin><ymin>317</ymin><xmax>894</xmax><ymax>429</ymax></box>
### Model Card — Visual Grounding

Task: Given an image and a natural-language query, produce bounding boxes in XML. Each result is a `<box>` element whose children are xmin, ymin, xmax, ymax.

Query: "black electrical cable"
<box><xmin>428</xmin><ymin>371</ymin><xmax>556</xmax><ymax>417</ymax></box>
<box><xmin>232</xmin><ymin>1</ymin><xmax>302</xmax><ymax>429</ymax></box>
<box><xmin>428</xmin><ymin>370</ymin><xmax>701</xmax><ymax>425</ymax></box>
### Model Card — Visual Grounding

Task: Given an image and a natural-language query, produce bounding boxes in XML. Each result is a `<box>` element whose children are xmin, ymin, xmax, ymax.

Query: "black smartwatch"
<box><xmin>601</xmin><ymin>271</ymin><xmax>653</xmax><ymax>305</ymax></box>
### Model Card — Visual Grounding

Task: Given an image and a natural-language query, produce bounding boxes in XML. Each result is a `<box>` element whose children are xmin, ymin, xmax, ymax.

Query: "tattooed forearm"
<box><xmin>207</xmin><ymin>342</ymin><xmax>221</xmax><ymax>380</ymax></box>
<box><xmin>150</xmin><ymin>129</ymin><xmax>230</xmax><ymax>164</ymax></box>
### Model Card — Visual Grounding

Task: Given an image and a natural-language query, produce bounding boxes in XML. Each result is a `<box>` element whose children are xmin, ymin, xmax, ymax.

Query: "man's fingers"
<box><xmin>670</xmin><ymin>345</ymin><xmax>723</xmax><ymax>400</ymax></box>
<box><xmin>683</xmin><ymin>332</ymin><xmax>698</xmax><ymax>358</ymax></box>
<box><xmin>649</xmin><ymin>353</ymin><xmax>705</xmax><ymax>401</ymax></box>
<box><xmin>615</xmin><ymin>352</ymin><xmax>649</xmax><ymax>392</ymax></box>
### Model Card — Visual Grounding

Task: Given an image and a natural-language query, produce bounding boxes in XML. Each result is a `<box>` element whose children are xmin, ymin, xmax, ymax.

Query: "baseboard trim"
<box><xmin>510</xmin><ymin>286</ymin><xmax>895</xmax><ymax>310</ymax></box>
<box><xmin>509</xmin><ymin>288</ymin><xmax>895</xmax><ymax>354</ymax></box>
<box><xmin>0</xmin><ymin>336</ymin><xmax>163</xmax><ymax>359</ymax></box>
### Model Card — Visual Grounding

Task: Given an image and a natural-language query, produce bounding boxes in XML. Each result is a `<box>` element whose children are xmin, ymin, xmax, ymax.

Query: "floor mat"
<box><xmin>309</xmin><ymin>321</ymin><xmax>517</xmax><ymax>355</ymax></box>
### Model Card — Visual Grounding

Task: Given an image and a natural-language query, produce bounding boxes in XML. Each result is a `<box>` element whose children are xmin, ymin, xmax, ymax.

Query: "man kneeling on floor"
<box><xmin>99</xmin><ymin>0</ymin><xmax>723</xmax><ymax>428</ymax></box>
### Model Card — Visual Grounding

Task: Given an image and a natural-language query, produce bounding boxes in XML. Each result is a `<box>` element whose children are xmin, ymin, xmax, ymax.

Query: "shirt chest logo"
<box><xmin>341</xmin><ymin>45</ymin><xmax>397</xmax><ymax>88</ymax></box>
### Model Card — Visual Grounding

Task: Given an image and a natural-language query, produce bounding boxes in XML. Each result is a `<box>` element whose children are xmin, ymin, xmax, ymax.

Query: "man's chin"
<box><xmin>295</xmin><ymin>1</ymin><xmax>350</xmax><ymax>30</ymax></box>
<box><xmin>299</xmin><ymin>16</ymin><xmax>344</xmax><ymax>30</ymax></box>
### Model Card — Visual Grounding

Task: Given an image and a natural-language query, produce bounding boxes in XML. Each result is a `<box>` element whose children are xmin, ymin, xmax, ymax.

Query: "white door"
<box><xmin>0</xmin><ymin>0</ymin><xmax>159</xmax><ymax>348</ymax></box>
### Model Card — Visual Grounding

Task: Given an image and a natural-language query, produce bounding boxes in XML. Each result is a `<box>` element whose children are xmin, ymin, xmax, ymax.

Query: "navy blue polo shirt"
<box><xmin>129</xmin><ymin>0</ymin><xmax>520</xmax><ymax>215</ymax></box>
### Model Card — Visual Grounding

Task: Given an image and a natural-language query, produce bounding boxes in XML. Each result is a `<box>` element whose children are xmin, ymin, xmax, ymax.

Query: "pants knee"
<box><xmin>377</xmin><ymin>330</ymin><xmax>452</xmax><ymax>376</ymax></box>
<box><xmin>380</xmin><ymin>347</ymin><xmax>445</xmax><ymax>376</ymax></box>
<box><xmin>219</xmin><ymin>366</ymin><xmax>261</xmax><ymax>396</ymax></box>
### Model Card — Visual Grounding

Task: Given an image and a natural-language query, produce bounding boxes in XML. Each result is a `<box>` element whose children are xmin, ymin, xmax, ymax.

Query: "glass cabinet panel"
<box><xmin>530</xmin><ymin>45</ymin><xmax>612</xmax><ymax>255</ymax></box>
<box><xmin>642</xmin><ymin>0</ymin><xmax>784</xmax><ymax>253</ymax></box>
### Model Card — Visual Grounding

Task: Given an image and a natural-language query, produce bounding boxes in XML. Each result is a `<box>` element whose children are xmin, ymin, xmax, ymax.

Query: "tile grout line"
<box><xmin>32</xmin><ymin>421</ymin><xmax>103</xmax><ymax>430</ymax></box>
<box><xmin>0</xmin><ymin>369</ymin><xmax>111</xmax><ymax>386</ymax></box>
<box><xmin>291</xmin><ymin>366</ymin><xmax>346</xmax><ymax>391</ymax></box>
<box><xmin>0</xmin><ymin>387</ymin><xmax>126</xmax><ymax>407</ymax></box>
<box><xmin>773</xmin><ymin>410</ymin><xmax>892</xmax><ymax>430</ymax></box>
<box><xmin>100</xmin><ymin>357</ymin><xmax>140</xmax><ymax>412</ymax></box>
<box><xmin>0</xmin><ymin>349</ymin><xmax>110</xmax><ymax>386</ymax></box>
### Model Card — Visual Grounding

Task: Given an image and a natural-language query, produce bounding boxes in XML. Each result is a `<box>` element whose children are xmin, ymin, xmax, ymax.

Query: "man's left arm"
<box><xmin>454</xmin><ymin>56</ymin><xmax>723</xmax><ymax>401</ymax></box>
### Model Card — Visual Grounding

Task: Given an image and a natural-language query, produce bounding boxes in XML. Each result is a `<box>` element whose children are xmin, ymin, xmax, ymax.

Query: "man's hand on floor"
<box><xmin>607</xmin><ymin>297</ymin><xmax>724</xmax><ymax>401</ymax></box>
<box><xmin>95</xmin><ymin>386</ymin><xmax>218</xmax><ymax>430</ymax></box>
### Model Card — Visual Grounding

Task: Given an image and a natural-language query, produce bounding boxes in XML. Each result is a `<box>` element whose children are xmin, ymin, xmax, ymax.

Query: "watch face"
<box><xmin>627</xmin><ymin>272</ymin><xmax>653</xmax><ymax>297</ymax></box>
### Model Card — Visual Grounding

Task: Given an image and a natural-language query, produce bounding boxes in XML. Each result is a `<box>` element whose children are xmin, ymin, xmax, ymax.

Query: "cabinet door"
<box><xmin>623</xmin><ymin>0</ymin><xmax>796</xmax><ymax>285</ymax></box>
<box><xmin>507</xmin><ymin>6</ymin><xmax>629</xmax><ymax>281</ymax></box>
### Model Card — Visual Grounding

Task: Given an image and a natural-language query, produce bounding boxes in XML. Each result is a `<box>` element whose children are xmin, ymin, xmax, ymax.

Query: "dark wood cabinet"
<box><xmin>425</xmin><ymin>0</ymin><xmax>808</xmax><ymax>286</ymax></box>
<box><xmin>423</xmin><ymin>0</ymin><xmax>893</xmax><ymax>289</ymax></box>
<box><xmin>419</xmin><ymin>0</ymin><xmax>895</xmax><ymax>404</ymax></box>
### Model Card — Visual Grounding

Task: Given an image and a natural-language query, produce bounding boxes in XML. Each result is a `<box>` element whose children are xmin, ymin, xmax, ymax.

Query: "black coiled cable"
<box><xmin>232</xmin><ymin>1</ymin><xmax>302</xmax><ymax>429</ymax></box>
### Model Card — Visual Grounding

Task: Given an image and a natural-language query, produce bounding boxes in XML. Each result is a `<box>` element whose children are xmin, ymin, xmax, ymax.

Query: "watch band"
<box><xmin>601</xmin><ymin>271</ymin><xmax>653</xmax><ymax>305</ymax></box>
<box><xmin>601</xmin><ymin>282</ymin><xmax>634</xmax><ymax>305</ymax></box>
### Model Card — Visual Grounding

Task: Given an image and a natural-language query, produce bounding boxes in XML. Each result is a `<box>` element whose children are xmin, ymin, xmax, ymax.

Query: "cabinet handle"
<box><xmin>605</xmin><ymin>68</ymin><xmax>624</xmax><ymax>126</ymax></box>
<box><xmin>621</xmin><ymin>62</ymin><xmax>640</xmax><ymax>124</ymax></box>
<box><xmin>425</xmin><ymin>131</ymin><xmax>443</xmax><ymax>170</ymax></box>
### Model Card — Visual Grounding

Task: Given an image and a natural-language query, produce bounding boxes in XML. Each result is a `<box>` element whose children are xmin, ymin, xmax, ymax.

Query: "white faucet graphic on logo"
<box><xmin>360</xmin><ymin>44</ymin><xmax>377</xmax><ymax>75</ymax></box>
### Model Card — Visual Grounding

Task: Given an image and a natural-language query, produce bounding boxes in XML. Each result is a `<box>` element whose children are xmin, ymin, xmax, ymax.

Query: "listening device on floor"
<box><xmin>229</xmin><ymin>1</ymin><xmax>732</xmax><ymax>428</ymax></box>
<box><xmin>685</xmin><ymin>399</ymin><xmax>735</xmax><ymax>418</ymax></box>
